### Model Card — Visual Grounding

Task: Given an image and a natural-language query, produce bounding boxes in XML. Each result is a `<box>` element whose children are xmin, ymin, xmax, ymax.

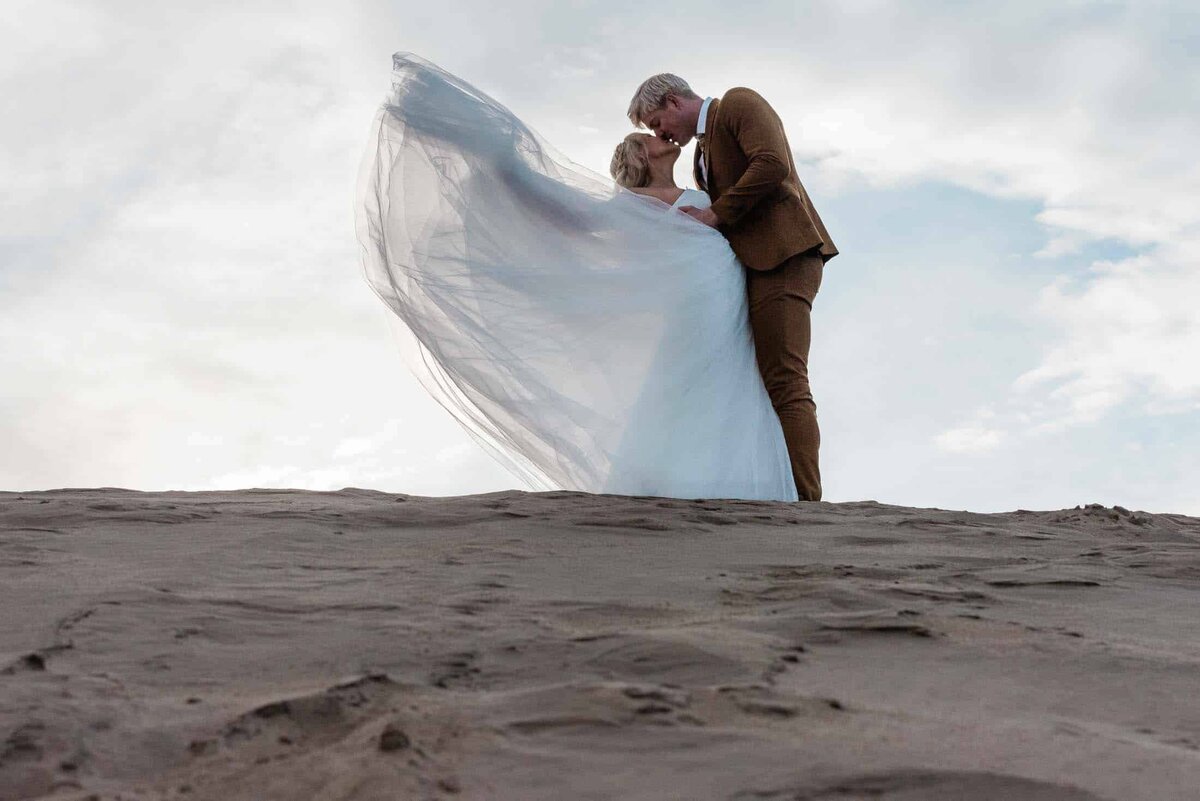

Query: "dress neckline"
<box><xmin>670</xmin><ymin>188</ymin><xmax>707</xmax><ymax>209</ymax></box>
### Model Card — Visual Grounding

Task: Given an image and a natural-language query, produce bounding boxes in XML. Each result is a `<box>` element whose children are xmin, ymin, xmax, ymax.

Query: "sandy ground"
<box><xmin>2</xmin><ymin>488</ymin><xmax>1200</xmax><ymax>800</ymax></box>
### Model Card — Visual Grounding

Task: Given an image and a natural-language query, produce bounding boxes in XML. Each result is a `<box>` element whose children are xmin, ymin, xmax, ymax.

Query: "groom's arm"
<box><xmin>709</xmin><ymin>89</ymin><xmax>790</xmax><ymax>228</ymax></box>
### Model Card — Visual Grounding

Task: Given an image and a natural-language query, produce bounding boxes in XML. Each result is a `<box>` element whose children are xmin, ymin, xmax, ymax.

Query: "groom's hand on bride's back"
<box><xmin>679</xmin><ymin>206</ymin><xmax>719</xmax><ymax>228</ymax></box>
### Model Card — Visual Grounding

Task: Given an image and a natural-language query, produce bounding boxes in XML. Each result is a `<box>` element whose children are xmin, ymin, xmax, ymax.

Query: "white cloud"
<box><xmin>1015</xmin><ymin>248</ymin><xmax>1200</xmax><ymax>426</ymax></box>
<box><xmin>332</xmin><ymin>437</ymin><xmax>378</xmax><ymax>461</ymax></box>
<box><xmin>435</xmin><ymin>443</ymin><xmax>474</xmax><ymax>464</ymax></box>
<box><xmin>935</xmin><ymin>426</ymin><xmax>1005</xmax><ymax>455</ymax></box>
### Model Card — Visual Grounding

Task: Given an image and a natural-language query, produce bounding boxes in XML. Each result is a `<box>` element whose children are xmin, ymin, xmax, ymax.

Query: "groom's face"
<box><xmin>644</xmin><ymin>94</ymin><xmax>695</xmax><ymax>147</ymax></box>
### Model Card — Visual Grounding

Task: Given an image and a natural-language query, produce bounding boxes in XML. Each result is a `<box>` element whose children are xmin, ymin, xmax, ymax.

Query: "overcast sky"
<box><xmin>3</xmin><ymin>1</ymin><xmax>1198</xmax><ymax>513</ymax></box>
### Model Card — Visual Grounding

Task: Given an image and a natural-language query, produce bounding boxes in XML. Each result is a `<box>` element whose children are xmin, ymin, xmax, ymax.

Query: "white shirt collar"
<box><xmin>696</xmin><ymin>96</ymin><xmax>714</xmax><ymax>139</ymax></box>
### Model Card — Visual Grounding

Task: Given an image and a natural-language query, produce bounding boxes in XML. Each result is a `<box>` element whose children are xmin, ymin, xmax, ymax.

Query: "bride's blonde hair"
<box><xmin>609</xmin><ymin>133</ymin><xmax>650</xmax><ymax>189</ymax></box>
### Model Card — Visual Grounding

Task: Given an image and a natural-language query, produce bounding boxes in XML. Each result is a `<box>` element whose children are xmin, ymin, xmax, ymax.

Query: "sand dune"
<box><xmin>2</xmin><ymin>488</ymin><xmax>1200</xmax><ymax>800</ymax></box>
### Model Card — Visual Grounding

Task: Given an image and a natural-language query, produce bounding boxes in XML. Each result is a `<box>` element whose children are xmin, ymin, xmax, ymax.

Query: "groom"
<box><xmin>627</xmin><ymin>74</ymin><xmax>838</xmax><ymax>502</ymax></box>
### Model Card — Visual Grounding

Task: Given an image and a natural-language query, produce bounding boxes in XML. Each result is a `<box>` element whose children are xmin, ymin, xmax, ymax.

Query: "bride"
<box><xmin>356</xmin><ymin>53</ymin><xmax>797</xmax><ymax>501</ymax></box>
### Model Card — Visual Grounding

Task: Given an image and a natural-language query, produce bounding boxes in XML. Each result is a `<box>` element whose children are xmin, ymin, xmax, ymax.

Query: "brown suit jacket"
<box><xmin>694</xmin><ymin>89</ymin><xmax>837</xmax><ymax>271</ymax></box>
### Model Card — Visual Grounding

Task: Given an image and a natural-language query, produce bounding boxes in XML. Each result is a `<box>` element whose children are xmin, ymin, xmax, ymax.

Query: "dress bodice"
<box><xmin>671</xmin><ymin>188</ymin><xmax>712</xmax><ymax>210</ymax></box>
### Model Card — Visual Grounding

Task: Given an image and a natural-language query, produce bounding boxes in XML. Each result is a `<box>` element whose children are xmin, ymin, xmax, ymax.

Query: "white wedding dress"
<box><xmin>356</xmin><ymin>53</ymin><xmax>797</xmax><ymax>501</ymax></box>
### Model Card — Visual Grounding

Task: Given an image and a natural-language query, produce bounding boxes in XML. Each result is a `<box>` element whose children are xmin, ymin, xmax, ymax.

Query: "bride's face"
<box><xmin>639</xmin><ymin>133</ymin><xmax>680</xmax><ymax>165</ymax></box>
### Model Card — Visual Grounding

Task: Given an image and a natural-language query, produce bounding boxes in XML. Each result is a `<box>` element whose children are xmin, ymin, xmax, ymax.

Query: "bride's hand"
<box><xmin>679</xmin><ymin>206</ymin><xmax>719</xmax><ymax>228</ymax></box>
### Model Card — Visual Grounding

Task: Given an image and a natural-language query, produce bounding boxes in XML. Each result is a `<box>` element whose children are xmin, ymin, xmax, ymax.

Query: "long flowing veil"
<box><xmin>356</xmin><ymin>53</ymin><xmax>796</xmax><ymax>500</ymax></box>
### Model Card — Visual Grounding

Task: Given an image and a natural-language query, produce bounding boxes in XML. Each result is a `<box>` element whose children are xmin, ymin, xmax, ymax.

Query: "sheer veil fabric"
<box><xmin>356</xmin><ymin>53</ymin><xmax>797</xmax><ymax>501</ymax></box>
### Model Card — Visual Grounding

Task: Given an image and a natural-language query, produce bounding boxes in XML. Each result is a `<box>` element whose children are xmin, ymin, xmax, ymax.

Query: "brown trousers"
<box><xmin>746</xmin><ymin>249</ymin><xmax>823</xmax><ymax>501</ymax></box>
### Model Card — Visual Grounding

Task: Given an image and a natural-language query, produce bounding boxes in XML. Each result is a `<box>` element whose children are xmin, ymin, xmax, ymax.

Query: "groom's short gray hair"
<box><xmin>627</xmin><ymin>73</ymin><xmax>699</xmax><ymax>126</ymax></box>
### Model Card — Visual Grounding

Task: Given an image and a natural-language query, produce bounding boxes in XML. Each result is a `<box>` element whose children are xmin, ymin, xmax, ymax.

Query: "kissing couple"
<box><xmin>357</xmin><ymin>54</ymin><xmax>837</xmax><ymax>503</ymax></box>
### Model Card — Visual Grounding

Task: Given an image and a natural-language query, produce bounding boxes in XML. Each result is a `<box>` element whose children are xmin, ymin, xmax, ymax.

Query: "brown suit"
<box><xmin>694</xmin><ymin>89</ymin><xmax>835</xmax><ymax>501</ymax></box>
<box><xmin>695</xmin><ymin>90</ymin><xmax>837</xmax><ymax>270</ymax></box>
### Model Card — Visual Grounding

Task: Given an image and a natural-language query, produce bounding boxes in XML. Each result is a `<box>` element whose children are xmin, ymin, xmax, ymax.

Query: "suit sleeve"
<box><xmin>709</xmin><ymin>91</ymin><xmax>791</xmax><ymax>227</ymax></box>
